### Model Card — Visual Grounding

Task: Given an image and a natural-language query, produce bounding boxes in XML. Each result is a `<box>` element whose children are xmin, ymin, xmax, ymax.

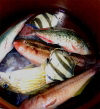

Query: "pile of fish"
<box><xmin>0</xmin><ymin>11</ymin><xmax>99</xmax><ymax>109</ymax></box>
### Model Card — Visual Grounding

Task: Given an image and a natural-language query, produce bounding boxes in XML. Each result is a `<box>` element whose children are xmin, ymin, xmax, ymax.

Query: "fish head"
<box><xmin>76</xmin><ymin>44</ymin><xmax>91</xmax><ymax>55</ymax></box>
<box><xmin>81</xmin><ymin>45</ymin><xmax>91</xmax><ymax>55</ymax></box>
<box><xmin>13</xmin><ymin>40</ymin><xmax>27</xmax><ymax>52</ymax></box>
<box><xmin>14</xmin><ymin>39</ymin><xmax>35</xmax><ymax>49</ymax></box>
<box><xmin>70</xmin><ymin>39</ymin><xmax>91</xmax><ymax>55</ymax></box>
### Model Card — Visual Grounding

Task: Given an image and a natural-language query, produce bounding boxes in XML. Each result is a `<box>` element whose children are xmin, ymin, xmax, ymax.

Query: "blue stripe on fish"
<box><xmin>26</xmin><ymin>24</ymin><xmax>39</xmax><ymax>29</ymax></box>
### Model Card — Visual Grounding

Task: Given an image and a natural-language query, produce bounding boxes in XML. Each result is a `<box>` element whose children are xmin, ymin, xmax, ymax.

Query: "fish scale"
<box><xmin>34</xmin><ymin>28</ymin><xmax>91</xmax><ymax>55</ymax></box>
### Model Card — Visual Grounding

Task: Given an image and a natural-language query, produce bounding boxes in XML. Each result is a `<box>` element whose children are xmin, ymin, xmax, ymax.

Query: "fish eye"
<box><xmin>3</xmin><ymin>84</ymin><xmax>9</xmax><ymax>89</ymax></box>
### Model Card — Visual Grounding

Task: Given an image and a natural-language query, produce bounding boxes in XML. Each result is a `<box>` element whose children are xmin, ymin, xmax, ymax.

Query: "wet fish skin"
<box><xmin>26</xmin><ymin>12</ymin><xmax>59</xmax><ymax>29</ymax></box>
<box><xmin>69</xmin><ymin>53</ymin><xmax>96</xmax><ymax>67</ymax></box>
<box><xmin>0</xmin><ymin>66</ymin><xmax>46</xmax><ymax>94</ymax></box>
<box><xmin>13</xmin><ymin>39</ymin><xmax>54</xmax><ymax>65</ymax></box>
<box><xmin>13</xmin><ymin>39</ymin><xmax>93</xmax><ymax>67</ymax></box>
<box><xmin>19</xmin><ymin>65</ymin><xmax>97</xmax><ymax>109</ymax></box>
<box><xmin>0</xmin><ymin>18</ymin><xmax>29</xmax><ymax>63</ymax></box>
<box><xmin>45</xmin><ymin>49</ymin><xmax>75</xmax><ymax>83</ymax></box>
<box><xmin>29</xmin><ymin>28</ymin><xmax>91</xmax><ymax>55</ymax></box>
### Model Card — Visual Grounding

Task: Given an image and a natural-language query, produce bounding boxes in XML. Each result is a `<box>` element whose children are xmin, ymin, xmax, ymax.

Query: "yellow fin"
<box><xmin>24</xmin><ymin>64</ymin><xmax>35</xmax><ymax>69</ymax></box>
<box><xmin>74</xmin><ymin>78</ymin><xmax>91</xmax><ymax>96</ymax></box>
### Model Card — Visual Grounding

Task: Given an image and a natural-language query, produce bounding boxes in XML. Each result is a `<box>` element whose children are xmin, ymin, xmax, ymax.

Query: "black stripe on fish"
<box><xmin>47</xmin><ymin>75</ymin><xmax>61</xmax><ymax>82</ymax></box>
<box><xmin>42</xmin><ymin>13</ymin><xmax>52</xmax><ymax>27</ymax></box>
<box><xmin>65</xmin><ymin>56</ymin><xmax>75</xmax><ymax>75</ymax></box>
<box><xmin>64</xmin><ymin>55</ymin><xmax>75</xmax><ymax>68</ymax></box>
<box><xmin>55</xmin><ymin>52</ymin><xmax>74</xmax><ymax>76</ymax></box>
<box><xmin>29</xmin><ymin>19</ymin><xmax>36</xmax><ymax>26</ymax></box>
<box><xmin>33</xmin><ymin>18</ymin><xmax>43</xmax><ymax>28</ymax></box>
<box><xmin>32</xmin><ymin>21</ymin><xmax>37</xmax><ymax>28</ymax></box>
<box><xmin>48</xmin><ymin>62</ymin><xmax>67</xmax><ymax>80</ymax></box>
<box><xmin>24</xmin><ymin>40</ymin><xmax>54</xmax><ymax>51</ymax></box>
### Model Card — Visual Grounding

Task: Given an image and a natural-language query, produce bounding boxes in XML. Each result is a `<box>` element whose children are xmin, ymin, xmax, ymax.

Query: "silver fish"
<box><xmin>30</xmin><ymin>28</ymin><xmax>91</xmax><ymax>55</ymax></box>
<box><xmin>0</xmin><ymin>18</ymin><xmax>29</xmax><ymax>62</ymax></box>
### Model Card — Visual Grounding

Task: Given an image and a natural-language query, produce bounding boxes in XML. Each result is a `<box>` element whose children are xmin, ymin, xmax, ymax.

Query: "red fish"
<box><xmin>19</xmin><ymin>27</ymin><xmax>91</xmax><ymax>55</ymax></box>
<box><xmin>19</xmin><ymin>63</ymin><xmax>99</xmax><ymax>109</ymax></box>
<box><xmin>13</xmin><ymin>40</ymin><xmax>54</xmax><ymax>65</ymax></box>
<box><xmin>14</xmin><ymin>39</ymin><xmax>95</xmax><ymax>67</ymax></box>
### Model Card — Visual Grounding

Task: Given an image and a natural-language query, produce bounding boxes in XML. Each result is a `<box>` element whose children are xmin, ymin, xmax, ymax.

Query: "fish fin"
<box><xmin>26</xmin><ymin>83</ymin><xmax>49</xmax><ymax>95</ymax></box>
<box><xmin>74</xmin><ymin>78</ymin><xmax>91</xmax><ymax>96</ymax></box>
<box><xmin>41</xmin><ymin>62</ymin><xmax>47</xmax><ymax>70</ymax></box>
<box><xmin>24</xmin><ymin>64</ymin><xmax>35</xmax><ymax>69</ymax></box>
<box><xmin>45</xmin><ymin>99</ymin><xmax>56</xmax><ymax>109</ymax></box>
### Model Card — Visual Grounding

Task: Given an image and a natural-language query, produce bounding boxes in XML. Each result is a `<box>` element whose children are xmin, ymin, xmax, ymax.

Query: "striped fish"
<box><xmin>45</xmin><ymin>49</ymin><xmax>75</xmax><ymax>83</ymax></box>
<box><xmin>27</xmin><ymin>13</ymin><xmax>59</xmax><ymax>29</ymax></box>
<box><xmin>20</xmin><ymin>62</ymin><xmax>98</xmax><ymax>109</ymax></box>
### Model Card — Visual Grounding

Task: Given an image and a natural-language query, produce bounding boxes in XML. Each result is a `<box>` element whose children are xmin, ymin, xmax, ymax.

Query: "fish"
<box><xmin>70</xmin><ymin>53</ymin><xmax>96</xmax><ymax>67</ymax></box>
<box><xmin>45</xmin><ymin>49</ymin><xmax>75</xmax><ymax>83</ymax></box>
<box><xmin>0</xmin><ymin>47</ymin><xmax>93</xmax><ymax>94</ymax></box>
<box><xmin>19</xmin><ymin>28</ymin><xmax>91</xmax><ymax>55</ymax></box>
<box><xmin>26</xmin><ymin>13</ymin><xmax>59</xmax><ymax>29</ymax></box>
<box><xmin>19</xmin><ymin>11</ymin><xmax>66</xmax><ymax>36</ymax></box>
<box><xmin>13</xmin><ymin>39</ymin><xmax>94</xmax><ymax>67</ymax></box>
<box><xmin>0</xmin><ymin>66</ymin><xmax>46</xmax><ymax>94</ymax></box>
<box><xmin>0</xmin><ymin>97</ymin><xmax>17</xmax><ymax>109</ymax></box>
<box><xmin>45</xmin><ymin>49</ymin><xmax>96</xmax><ymax>84</ymax></box>
<box><xmin>19</xmin><ymin>64</ymin><xmax>98</xmax><ymax>109</ymax></box>
<box><xmin>0</xmin><ymin>18</ymin><xmax>29</xmax><ymax>63</ymax></box>
<box><xmin>13</xmin><ymin>39</ymin><xmax>55</xmax><ymax>65</ymax></box>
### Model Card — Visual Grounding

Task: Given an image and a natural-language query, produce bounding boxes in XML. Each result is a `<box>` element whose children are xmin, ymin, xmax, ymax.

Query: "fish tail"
<box><xmin>19</xmin><ymin>25</ymin><xmax>36</xmax><ymax>37</ymax></box>
<box><xmin>70</xmin><ymin>54</ymin><xmax>96</xmax><ymax>67</ymax></box>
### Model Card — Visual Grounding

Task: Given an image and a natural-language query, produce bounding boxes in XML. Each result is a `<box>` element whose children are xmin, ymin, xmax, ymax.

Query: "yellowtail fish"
<box><xmin>0</xmin><ymin>66</ymin><xmax>46</xmax><ymax>94</ymax></box>
<box><xmin>0</xmin><ymin>17</ymin><xmax>29</xmax><ymax>63</ymax></box>
<box><xmin>0</xmin><ymin>97</ymin><xmax>17</xmax><ymax>109</ymax></box>
<box><xmin>45</xmin><ymin>49</ymin><xmax>75</xmax><ymax>83</ymax></box>
<box><xmin>20</xmin><ymin>64</ymin><xmax>98</xmax><ymax>109</ymax></box>
<box><xmin>20</xmin><ymin>28</ymin><xmax>91</xmax><ymax>55</ymax></box>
